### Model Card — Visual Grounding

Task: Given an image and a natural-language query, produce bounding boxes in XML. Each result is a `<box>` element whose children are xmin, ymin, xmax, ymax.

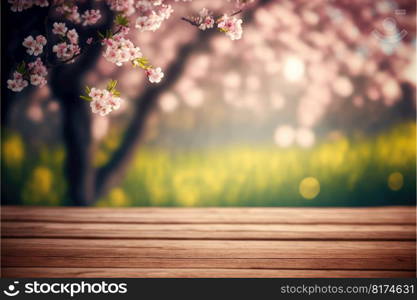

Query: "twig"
<box><xmin>181</xmin><ymin>17</ymin><xmax>199</xmax><ymax>27</ymax></box>
<box><xmin>231</xmin><ymin>9</ymin><xmax>243</xmax><ymax>16</ymax></box>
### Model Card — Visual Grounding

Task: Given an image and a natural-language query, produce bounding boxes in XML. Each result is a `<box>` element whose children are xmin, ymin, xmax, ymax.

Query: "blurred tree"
<box><xmin>2</xmin><ymin>0</ymin><xmax>270</xmax><ymax>205</ymax></box>
<box><xmin>2</xmin><ymin>0</ymin><xmax>415</xmax><ymax>206</ymax></box>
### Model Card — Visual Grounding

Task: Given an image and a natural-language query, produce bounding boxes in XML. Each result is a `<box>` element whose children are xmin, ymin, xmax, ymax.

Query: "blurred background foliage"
<box><xmin>1</xmin><ymin>0</ymin><xmax>416</xmax><ymax>206</ymax></box>
<box><xmin>2</xmin><ymin>122</ymin><xmax>415</xmax><ymax>206</ymax></box>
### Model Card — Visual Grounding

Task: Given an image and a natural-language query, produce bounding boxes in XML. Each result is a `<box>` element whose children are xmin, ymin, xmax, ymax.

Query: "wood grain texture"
<box><xmin>1</xmin><ymin>206</ymin><xmax>416</xmax><ymax>278</ymax></box>
<box><xmin>3</xmin><ymin>222</ymin><xmax>415</xmax><ymax>240</ymax></box>
<box><xmin>3</xmin><ymin>257</ymin><xmax>415</xmax><ymax>270</ymax></box>
<box><xmin>2</xmin><ymin>206</ymin><xmax>415</xmax><ymax>224</ymax></box>
<box><xmin>3</xmin><ymin>268</ymin><xmax>415</xmax><ymax>278</ymax></box>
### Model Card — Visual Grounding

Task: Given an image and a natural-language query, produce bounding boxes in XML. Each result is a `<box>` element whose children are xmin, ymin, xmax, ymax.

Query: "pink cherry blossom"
<box><xmin>22</xmin><ymin>36</ymin><xmax>36</xmax><ymax>49</ymax></box>
<box><xmin>30</xmin><ymin>74</ymin><xmax>45</xmax><ymax>86</ymax></box>
<box><xmin>56</xmin><ymin>4</ymin><xmax>81</xmax><ymax>23</ymax></box>
<box><xmin>146</xmin><ymin>67</ymin><xmax>164</xmax><ymax>83</ymax></box>
<box><xmin>53</xmin><ymin>42</ymin><xmax>81</xmax><ymax>62</ymax></box>
<box><xmin>81</xmin><ymin>9</ymin><xmax>101</xmax><ymax>26</ymax></box>
<box><xmin>8</xmin><ymin>0</ymin><xmax>49</xmax><ymax>12</ymax></box>
<box><xmin>22</xmin><ymin>35</ymin><xmax>47</xmax><ymax>56</ymax></box>
<box><xmin>52</xmin><ymin>22</ymin><xmax>68</xmax><ymax>36</ymax></box>
<box><xmin>218</xmin><ymin>14</ymin><xmax>243</xmax><ymax>40</ymax></box>
<box><xmin>134</xmin><ymin>2</ymin><xmax>173</xmax><ymax>32</ymax></box>
<box><xmin>7</xmin><ymin>71</ymin><xmax>28</xmax><ymax>92</ymax></box>
<box><xmin>89</xmin><ymin>88</ymin><xmax>123</xmax><ymax>116</ymax></box>
<box><xmin>28</xmin><ymin>57</ymin><xmax>48</xmax><ymax>87</ymax></box>
<box><xmin>36</xmin><ymin>35</ymin><xmax>47</xmax><ymax>45</ymax></box>
<box><xmin>7</xmin><ymin>58</ymin><xmax>48</xmax><ymax>92</ymax></box>
<box><xmin>197</xmin><ymin>8</ymin><xmax>214</xmax><ymax>31</ymax></box>
<box><xmin>102</xmin><ymin>36</ymin><xmax>142</xmax><ymax>66</ymax></box>
<box><xmin>67</xmin><ymin>29</ymin><xmax>79</xmax><ymax>44</ymax></box>
<box><xmin>106</xmin><ymin>0</ymin><xmax>136</xmax><ymax>16</ymax></box>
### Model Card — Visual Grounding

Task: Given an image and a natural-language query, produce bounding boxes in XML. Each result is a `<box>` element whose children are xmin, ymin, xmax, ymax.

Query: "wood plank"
<box><xmin>2</xmin><ymin>222</ymin><xmax>415</xmax><ymax>240</ymax></box>
<box><xmin>1</xmin><ymin>207</ymin><xmax>415</xmax><ymax>278</ymax></box>
<box><xmin>2</xmin><ymin>206</ymin><xmax>415</xmax><ymax>224</ymax></box>
<box><xmin>3</xmin><ymin>268</ymin><xmax>415</xmax><ymax>278</ymax></box>
<box><xmin>3</xmin><ymin>256</ymin><xmax>415</xmax><ymax>270</ymax></box>
<box><xmin>3</xmin><ymin>239</ymin><xmax>415</xmax><ymax>259</ymax></box>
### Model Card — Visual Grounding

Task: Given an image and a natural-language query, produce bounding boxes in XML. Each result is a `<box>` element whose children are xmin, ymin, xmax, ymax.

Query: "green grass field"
<box><xmin>2</xmin><ymin>122</ymin><xmax>416</xmax><ymax>207</ymax></box>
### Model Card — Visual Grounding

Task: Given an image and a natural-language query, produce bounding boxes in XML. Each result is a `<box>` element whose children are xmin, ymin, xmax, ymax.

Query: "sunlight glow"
<box><xmin>159</xmin><ymin>93</ymin><xmax>179</xmax><ymax>113</ymax></box>
<box><xmin>283</xmin><ymin>56</ymin><xmax>305</xmax><ymax>82</ymax></box>
<box><xmin>296</xmin><ymin>127</ymin><xmax>315</xmax><ymax>148</ymax></box>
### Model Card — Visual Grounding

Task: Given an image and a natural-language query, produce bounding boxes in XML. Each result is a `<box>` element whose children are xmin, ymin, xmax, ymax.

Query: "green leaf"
<box><xmin>80</xmin><ymin>95</ymin><xmax>92</xmax><ymax>101</ymax></box>
<box><xmin>106</xmin><ymin>80</ymin><xmax>118</xmax><ymax>91</ymax></box>
<box><xmin>85</xmin><ymin>86</ymin><xmax>91</xmax><ymax>95</ymax></box>
<box><xmin>17</xmin><ymin>61</ymin><xmax>26</xmax><ymax>74</ymax></box>
<box><xmin>105</xmin><ymin>29</ymin><xmax>113</xmax><ymax>39</ymax></box>
<box><xmin>115</xmin><ymin>14</ymin><xmax>129</xmax><ymax>27</ymax></box>
<box><xmin>132</xmin><ymin>57</ymin><xmax>152</xmax><ymax>69</ymax></box>
<box><xmin>97</xmin><ymin>31</ymin><xmax>105</xmax><ymax>39</ymax></box>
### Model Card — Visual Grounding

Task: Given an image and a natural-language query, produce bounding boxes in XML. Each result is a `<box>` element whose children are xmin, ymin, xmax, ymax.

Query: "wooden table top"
<box><xmin>1</xmin><ymin>206</ymin><xmax>416</xmax><ymax>278</ymax></box>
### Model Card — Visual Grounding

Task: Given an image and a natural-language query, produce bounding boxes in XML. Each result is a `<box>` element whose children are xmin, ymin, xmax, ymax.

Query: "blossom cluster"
<box><xmin>8</xmin><ymin>0</ymin><xmax>245</xmax><ymax>112</ymax></box>
<box><xmin>134</xmin><ymin>1</ymin><xmax>173</xmax><ymax>32</ymax></box>
<box><xmin>188</xmin><ymin>9</ymin><xmax>243</xmax><ymax>40</ymax></box>
<box><xmin>28</xmin><ymin>58</ymin><xmax>48</xmax><ymax>87</ymax></box>
<box><xmin>55</xmin><ymin>3</ymin><xmax>101</xmax><ymax>26</ymax></box>
<box><xmin>7</xmin><ymin>58</ymin><xmax>48</xmax><ymax>92</ymax></box>
<box><xmin>102</xmin><ymin>34</ymin><xmax>143</xmax><ymax>66</ymax></box>
<box><xmin>56</xmin><ymin>3</ymin><xmax>81</xmax><ymax>23</ymax></box>
<box><xmin>89</xmin><ymin>88</ymin><xmax>123</xmax><ymax>116</ymax></box>
<box><xmin>7</xmin><ymin>71</ymin><xmax>28</xmax><ymax>92</ymax></box>
<box><xmin>80</xmin><ymin>80</ymin><xmax>123</xmax><ymax>116</ymax></box>
<box><xmin>196</xmin><ymin>8</ymin><xmax>214</xmax><ymax>31</ymax></box>
<box><xmin>105</xmin><ymin>0</ymin><xmax>136</xmax><ymax>16</ymax></box>
<box><xmin>22</xmin><ymin>35</ymin><xmax>47</xmax><ymax>56</ymax></box>
<box><xmin>51</xmin><ymin>23</ymin><xmax>81</xmax><ymax>62</ymax></box>
<box><xmin>104</xmin><ymin>0</ymin><xmax>173</xmax><ymax>27</ymax></box>
<box><xmin>8</xmin><ymin>0</ymin><xmax>48</xmax><ymax>12</ymax></box>
<box><xmin>81</xmin><ymin>9</ymin><xmax>102</xmax><ymax>26</ymax></box>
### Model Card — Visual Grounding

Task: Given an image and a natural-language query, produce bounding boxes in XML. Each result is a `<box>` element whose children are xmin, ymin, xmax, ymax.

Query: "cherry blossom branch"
<box><xmin>231</xmin><ymin>9</ymin><xmax>243</xmax><ymax>16</ymax></box>
<box><xmin>181</xmin><ymin>9</ymin><xmax>243</xmax><ymax>28</ymax></box>
<box><xmin>8</xmin><ymin>1</ymin><xmax>245</xmax><ymax>107</ymax></box>
<box><xmin>180</xmin><ymin>17</ymin><xmax>199</xmax><ymax>27</ymax></box>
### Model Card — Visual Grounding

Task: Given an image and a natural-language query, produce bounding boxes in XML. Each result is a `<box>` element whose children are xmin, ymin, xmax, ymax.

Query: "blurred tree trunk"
<box><xmin>50</xmin><ymin>4</ymin><xmax>113</xmax><ymax>206</ymax></box>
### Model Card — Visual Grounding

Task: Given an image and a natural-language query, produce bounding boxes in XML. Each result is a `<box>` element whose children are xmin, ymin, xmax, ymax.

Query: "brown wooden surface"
<box><xmin>1</xmin><ymin>206</ymin><xmax>416</xmax><ymax>278</ymax></box>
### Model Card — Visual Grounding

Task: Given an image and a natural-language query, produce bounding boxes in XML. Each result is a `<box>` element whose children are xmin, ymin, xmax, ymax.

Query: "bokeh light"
<box><xmin>274</xmin><ymin>125</ymin><xmax>295</xmax><ymax>147</ymax></box>
<box><xmin>296</xmin><ymin>128</ymin><xmax>315</xmax><ymax>148</ymax></box>
<box><xmin>159</xmin><ymin>93</ymin><xmax>179</xmax><ymax>113</ymax></box>
<box><xmin>282</xmin><ymin>56</ymin><xmax>305</xmax><ymax>82</ymax></box>
<box><xmin>299</xmin><ymin>177</ymin><xmax>320</xmax><ymax>200</ymax></box>
<box><xmin>388</xmin><ymin>172</ymin><xmax>404</xmax><ymax>191</ymax></box>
